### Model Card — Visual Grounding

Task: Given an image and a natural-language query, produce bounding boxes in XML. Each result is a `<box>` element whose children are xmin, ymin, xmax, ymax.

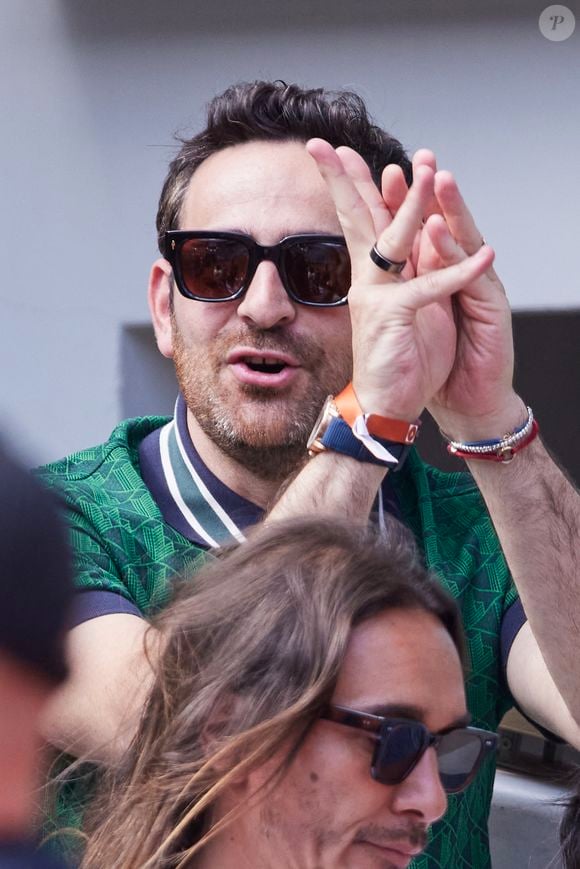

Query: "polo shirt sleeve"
<box><xmin>500</xmin><ymin>596</ymin><xmax>527</xmax><ymax>671</ymax></box>
<box><xmin>60</xmin><ymin>497</ymin><xmax>209</xmax><ymax>627</ymax></box>
<box><xmin>35</xmin><ymin>418</ymin><xmax>209</xmax><ymax>627</ymax></box>
<box><xmin>70</xmin><ymin>590</ymin><xmax>142</xmax><ymax>626</ymax></box>
<box><xmin>66</xmin><ymin>509</ymin><xmax>144</xmax><ymax>624</ymax></box>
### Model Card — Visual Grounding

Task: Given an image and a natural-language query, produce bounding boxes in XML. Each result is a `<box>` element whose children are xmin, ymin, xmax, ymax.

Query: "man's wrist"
<box><xmin>350</xmin><ymin>381</ymin><xmax>425</xmax><ymax>424</ymax></box>
<box><xmin>431</xmin><ymin>394</ymin><xmax>528</xmax><ymax>444</ymax></box>
<box><xmin>307</xmin><ymin>390</ymin><xmax>418</xmax><ymax>471</ymax></box>
<box><xmin>335</xmin><ymin>383</ymin><xmax>420</xmax><ymax>445</ymax></box>
<box><xmin>442</xmin><ymin>409</ymin><xmax>538</xmax><ymax>464</ymax></box>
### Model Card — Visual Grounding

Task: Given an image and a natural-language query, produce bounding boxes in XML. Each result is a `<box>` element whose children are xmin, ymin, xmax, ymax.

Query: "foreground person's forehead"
<box><xmin>332</xmin><ymin>609</ymin><xmax>467</xmax><ymax>729</ymax></box>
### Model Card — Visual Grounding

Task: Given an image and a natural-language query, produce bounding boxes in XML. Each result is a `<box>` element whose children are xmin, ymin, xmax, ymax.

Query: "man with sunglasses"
<box><xmin>40</xmin><ymin>81</ymin><xmax>580</xmax><ymax>867</ymax></box>
<box><xmin>79</xmin><ymin>517</ymin><xmax>496</xmax><ymax>869</ymax></box>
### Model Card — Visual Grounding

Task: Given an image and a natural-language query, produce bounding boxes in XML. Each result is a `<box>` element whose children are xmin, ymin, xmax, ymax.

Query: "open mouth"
<box><xmin>226</xmin><ymin>348</ymin><xmax>300</xmax><ymax>387</ymax></box>
<box><xmin>244</xmin><ymin>356</ymin><xmax>287</xmax><ymax>374</ymax></box>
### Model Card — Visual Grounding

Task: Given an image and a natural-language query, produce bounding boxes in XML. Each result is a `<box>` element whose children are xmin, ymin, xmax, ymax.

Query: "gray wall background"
<box><xmin>1</xmin><ymin>0</ymin><xmax>578</xmax><ymax>463</ymax></box>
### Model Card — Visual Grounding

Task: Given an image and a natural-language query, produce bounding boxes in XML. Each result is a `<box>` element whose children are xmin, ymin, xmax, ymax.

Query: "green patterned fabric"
<box><xmin>38</xmin><ymin>416</ymin><xmax>518</xmax><ymax>868</ymax></box>
<box><xmin>38</xmin><ymin>417</ymin><xmax>209</xmax><ymax>614</ymax></box>
<box><xmin>391</xmin><ymin>454</ymin><xmax>518</xmax><ymax>868</ymax></box>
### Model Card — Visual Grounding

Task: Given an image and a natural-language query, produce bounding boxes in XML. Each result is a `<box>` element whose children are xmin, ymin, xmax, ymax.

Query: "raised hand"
<box><xmin>415</xmin><ymin>169</ymin><xmax>525</xmax><ymax>438</ymax></box>
<box><xmin>306</xmin><ymin>138</ymin><xmax>495</xmax><ymax>423</ymax></box>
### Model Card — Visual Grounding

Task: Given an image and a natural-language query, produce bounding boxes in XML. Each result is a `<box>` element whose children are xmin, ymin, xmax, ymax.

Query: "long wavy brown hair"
<box><xmin>80</xmin><ymin>516</ymin><xmax>464</xmax><ymax>868</ymax></box>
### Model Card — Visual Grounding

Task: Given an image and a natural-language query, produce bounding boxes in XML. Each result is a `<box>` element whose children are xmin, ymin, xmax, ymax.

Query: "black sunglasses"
<box><xmin>322</xmin><ymin>705</ymin><xmax>498</xmax><ymax>794</ymax></box>
<box><xmin>164</xmin><ymin>231</ymin><xmax>351</xmax><ymax>307</ymax></box>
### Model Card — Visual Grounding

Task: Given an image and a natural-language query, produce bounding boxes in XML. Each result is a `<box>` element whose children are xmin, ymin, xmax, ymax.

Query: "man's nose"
<box><xmin>235</xmin><ymin>261</ymin><xmax>297</xmax><ymax>329</ymax></box>
<box><xmin>390</xmin><ymin>748</ymin><xmax>448</xmax><ymax>826</ymax></box>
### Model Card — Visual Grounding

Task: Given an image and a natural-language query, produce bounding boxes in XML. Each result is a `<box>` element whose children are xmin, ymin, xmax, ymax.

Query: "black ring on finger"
<box><xmin>369</xmin><ymin>245</ymin><xmax>406</xmax><ymax>274</ymax></box>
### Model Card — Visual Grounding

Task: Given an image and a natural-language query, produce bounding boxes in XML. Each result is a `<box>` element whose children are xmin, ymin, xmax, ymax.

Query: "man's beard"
<box><xmin>171</xmin><ymin>319</ymin><xmax>352</xmax><ymax>484</ymax></box>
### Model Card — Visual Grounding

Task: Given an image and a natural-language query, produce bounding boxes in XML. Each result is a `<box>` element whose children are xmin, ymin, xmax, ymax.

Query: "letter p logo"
<box><xmin>539</xmin><ymin>5</ymin><xmax>576</xmax><ymax>40</ymax></box>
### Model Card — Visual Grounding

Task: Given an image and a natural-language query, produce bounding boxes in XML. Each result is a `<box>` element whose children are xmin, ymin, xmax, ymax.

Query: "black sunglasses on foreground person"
<box><xmin>77</xmin><ymin>517</ymin><xmax>493</xmax><ymax>869</ymax></box>
<box><xmin>0</xmin><ymin>440</ymin><xmax>73</xmax><ymax>869</ymax></box>
<box><xmin>38</xmin><ymin>80</ymin><xmax>580</xmax><ymax>869</ymax></box>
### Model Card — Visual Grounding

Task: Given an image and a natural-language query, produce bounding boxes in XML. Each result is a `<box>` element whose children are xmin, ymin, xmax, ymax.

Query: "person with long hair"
<box><xmin>80</xmin><ymin>517</ymin><xmax>497</xmax><ymax>869</ymax></box>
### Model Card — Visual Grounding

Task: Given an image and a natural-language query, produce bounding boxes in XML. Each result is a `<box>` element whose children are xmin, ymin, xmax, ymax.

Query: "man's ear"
<box><xmin>148</xmin><ymin>257</ymin><xmax>175</xmax><ymax>360</ymax></box>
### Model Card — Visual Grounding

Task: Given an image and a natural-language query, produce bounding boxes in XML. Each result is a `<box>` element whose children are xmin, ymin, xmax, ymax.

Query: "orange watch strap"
<box><xmin>333</xmin><ymin>383</ymin><xmax>360</xmax><ymax>428</ymax></box>
<box><xmin>334</xmin><ymin>383</ymin><xmax>420</xmax><ymax>445</ymax></box>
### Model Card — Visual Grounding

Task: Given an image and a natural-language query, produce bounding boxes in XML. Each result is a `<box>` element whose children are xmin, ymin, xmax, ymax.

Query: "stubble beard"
<box><xmin>171</xmin><ymin>319</ymin><xmax>352</xmax><ymax>484</ymax></box>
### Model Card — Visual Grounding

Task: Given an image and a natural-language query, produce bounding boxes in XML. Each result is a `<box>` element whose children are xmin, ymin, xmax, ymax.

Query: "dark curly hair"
<box><xmin>156</xmin><ymin>80</ymin><xmax>412</xmax><ymax>253</ymax></box>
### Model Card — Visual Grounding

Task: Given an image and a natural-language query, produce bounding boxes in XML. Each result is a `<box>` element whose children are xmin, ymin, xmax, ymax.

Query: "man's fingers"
<box><xmin>415</xmin><ymin>222</ymin><xmax>444</xmax><ymax>275</ymax></box>
<box><xmin>423</xmin><ymin>213</ymin><xmax>466</xmax><ymax>264</ymax></box>
<box><xmin>306</xmin><ymin>139</ymin><xmax>375</xmax><ymax>251</ymax></box>
<box><xmin>374</xmin><ymin>166</ymin><xmax>435</xmax><ymax>264</ymax></box>
<box><xmin>413</xmin><ymin>149</ymin><xmax>442</xmax><ymax>219</ymax></box>
<box><xmin>434</xmin><ymin>171</ymin><xmax>485</xmax><ymax>255</ymax></box>
<box><xmin>380</xmin><ymin>164</ymin><xmax>408</xmax><ymax>218</ymax></box>
<box><xmin>423</xmin><ymin>213</ymin><xmax>505</xmax><ymax>298</ymax></box>
<box><xmin>403</xmin><ymin>243</ymin><xmax>495</xmax><ymax>310</ymax></box>
<box><xmin>413</xmin><ymin>148</ymin><xmax>438</xmax><ymax>173</ymax></box>
<box><xmin>336</xmin><ymin>146</ymin><xmax>392</xmax><ymax>238</ymax></box>
<box><xmin>309</xmin><ymin>140</ymin><xmax>436</xmax><ymax>281</ymax></box>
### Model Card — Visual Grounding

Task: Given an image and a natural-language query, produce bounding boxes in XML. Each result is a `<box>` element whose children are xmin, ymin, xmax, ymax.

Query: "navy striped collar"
<box><xmin>139</xmin><ymin>395</ymin><xmax>261</xmax><ymax>547</ymax></box>
<box><xmin>139</xmin><ymin>394</ymin><xmax>400</xmax><ymax>549</ymax></box>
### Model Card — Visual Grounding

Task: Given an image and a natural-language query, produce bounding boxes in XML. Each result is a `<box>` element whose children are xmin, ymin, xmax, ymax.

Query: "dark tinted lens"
<box><xmin>436</xmin><ymin>730</ymin><xmax>483</xmax><ymax>793</ymax></box>
<box><xmin>178</xmin><ymin>239</ymin><xmax>249</xmax><ymax>300</ymax></box>
<box><xmin>373</xmin><ymin>722</ymin><xmax>429</xmax><ymax>785</ymax></box>
<box><xmin>284</xmin><ymin>241</ymin><xmax>350</xmax><ymax>304</ymax></box>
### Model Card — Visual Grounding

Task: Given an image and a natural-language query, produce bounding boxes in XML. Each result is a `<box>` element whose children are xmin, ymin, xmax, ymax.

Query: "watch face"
<box><xmin>307</xmin><ymin>395</ymin><xmax>338</xmax><ymax>454</ymax></box>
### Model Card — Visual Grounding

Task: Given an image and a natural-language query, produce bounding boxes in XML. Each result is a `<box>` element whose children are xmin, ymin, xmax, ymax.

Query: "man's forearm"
<box><xmin>268</xmin><ymin>450</ymin><xmax>387</xmax><ymax>523</ymax></box>
<box><xmin>466</xmin><ymin>437</ymin><xmax>580</xmax><ymax>720</ymax></box>
<box><xmin>42</xmin><ymin>614</ymin><xmax>158</xmax><ymax>763</ymax></box>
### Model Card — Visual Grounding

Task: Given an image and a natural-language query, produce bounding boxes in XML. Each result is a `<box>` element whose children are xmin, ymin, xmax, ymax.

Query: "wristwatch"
<box><xmin>307</xmin><ymin>395</ymin><xmax>341</xmax><ymax>456</ymax></box>
<box><xmin>307</xmin><ymin>395</ymin><xmax>410</xmax><ymax>469</ymax></box>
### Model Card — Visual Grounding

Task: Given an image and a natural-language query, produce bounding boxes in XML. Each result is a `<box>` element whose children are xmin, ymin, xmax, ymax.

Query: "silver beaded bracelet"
<box><xmin>443</xmin><ymin>407</ymin><xmax>534</xmax><ymax>456</ymax></box>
